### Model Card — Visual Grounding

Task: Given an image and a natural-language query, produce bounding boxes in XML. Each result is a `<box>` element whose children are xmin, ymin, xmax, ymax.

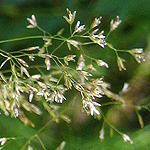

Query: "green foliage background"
<box><xmin>0</xmin><ymin>0</ymin><xmax>150</xmax><ymax>149</ymax></box>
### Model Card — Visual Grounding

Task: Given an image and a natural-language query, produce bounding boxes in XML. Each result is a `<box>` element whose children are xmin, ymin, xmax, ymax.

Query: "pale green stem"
<box><xmin>100</xmin><ymin>109</ymin><xmax>123</xmax><ymax>135</ymax></box>
<box><xmin>106</xmin><ymin>30</ymin><xmax>112</xmax><ymax>40</ymax></box>
<box><xmin>0</xmin><ymin>36</ymin><xmax>44</xmax><ymax>44</ymax></box>
<box><xmin>70</xmin><ymin>24</ymin><xmax>73</xmax><ymax>36</ymax></box>
<box><xmin>20</xmin><ymin>119</ymin><xmax>53</xmax><ymax>150</ymax></box>
<box><xmin>51</xmin><ymin>40</ymin><xmax>66</xmax><ymax>54</ymax></box>
<box><xmin>36</xmin><ymin>135</ymin><xmax>47</xmax><ymax>150</ymax></box>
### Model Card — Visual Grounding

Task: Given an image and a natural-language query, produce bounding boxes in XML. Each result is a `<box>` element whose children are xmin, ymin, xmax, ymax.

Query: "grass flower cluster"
<box><xmin>0</xmin><ymin>8</ymin><xmax>146</xmax><ymax>149</ymax></box>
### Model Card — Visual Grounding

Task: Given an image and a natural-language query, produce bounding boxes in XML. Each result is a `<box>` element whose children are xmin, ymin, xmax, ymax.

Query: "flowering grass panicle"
<box><xmin>0</xmin><ymin>8</ymin><xmax>146</xmax><ymax>149</ymax></box>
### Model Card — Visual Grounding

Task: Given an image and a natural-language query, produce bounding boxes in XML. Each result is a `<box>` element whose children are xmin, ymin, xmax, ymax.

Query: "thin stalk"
<box><xmin>0</xmin><ymin>36</ymin><xmax>44</xmax><ymax>44</ymax></box>
<box><xmin>20</xmin><ymin>119</ymin><xmax>53</xmax><ymax>150</ymax></box>
<box><xmin>36</xmin><ymin>135</ymin><xmax>47</xmax><ymax>150</ymax></box>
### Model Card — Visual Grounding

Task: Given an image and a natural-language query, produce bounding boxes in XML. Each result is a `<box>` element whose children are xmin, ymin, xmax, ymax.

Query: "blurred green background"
<box><xmin>0</xmin><ymin>0</ymin><xmax>150</xmax><ymax>149</ymax></box>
